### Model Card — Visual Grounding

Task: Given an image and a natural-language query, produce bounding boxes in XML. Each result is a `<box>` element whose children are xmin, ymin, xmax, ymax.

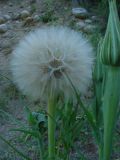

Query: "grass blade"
<box><xmin>10</xmin><ymin>128</ymin><xmax>41</xmax><ymax>139</ymax></box>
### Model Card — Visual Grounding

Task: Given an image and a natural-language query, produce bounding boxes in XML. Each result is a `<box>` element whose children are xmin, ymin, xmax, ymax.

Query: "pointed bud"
<box><xmin>100</xmin><ymin>0</ymin><xmax>120</xmax><ymax>66</ymax></box>
<box><xmin>94</xmin><ymin>40</ymin><xmax>104</xmax><ymax>82</ymax></box>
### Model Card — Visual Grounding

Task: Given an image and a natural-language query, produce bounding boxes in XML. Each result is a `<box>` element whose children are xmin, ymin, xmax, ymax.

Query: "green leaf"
<box><xmin>25</xmin><ymin>107</ymin><xmax>37</xmax><ymax>126</ymax></box>
<box><xmin>103</xmin><ymin>67</ymin><xmax>120</xmax><ymax>160</ymax></box>
<box><xmin>65</xmin><ymin>73</ymin><xmax>101</xmax><ymax>146</ymax></box>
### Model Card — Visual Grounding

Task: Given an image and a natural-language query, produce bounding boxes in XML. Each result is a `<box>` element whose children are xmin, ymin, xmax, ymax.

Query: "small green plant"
<box><xmin>56</xmin><ymin>101</ymin><xmax>83</xmax><ymax>159</ymax></box>
<box><xmin>40</xmin><ymin>10</ymin><xmax>57</xmax><ymax>23</ymax></box>
<box><xmin>0</xmin><ymin>107</ymin><xmax>47</xmax><ymax>160</ymax></box>
<box><xmin>40</xmin><ymin>0</ymin><xmax>58</xmax><ymax>23</ymax></box>
<box><xmin>93</xmin><ymin>0</ymin><xmax>120</xmax><ymax>159</ymax></box>
<box><xmin>99</xmin><ymin>0</ymin><xmax>120</xmax><ymax>159</ymax></box>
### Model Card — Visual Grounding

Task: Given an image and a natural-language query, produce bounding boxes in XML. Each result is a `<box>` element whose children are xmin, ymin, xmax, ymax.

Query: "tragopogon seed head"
<box><xmin>10</xmin><ymin>26</ymin><xmax>94</xmax><ymax>101</ymax></box>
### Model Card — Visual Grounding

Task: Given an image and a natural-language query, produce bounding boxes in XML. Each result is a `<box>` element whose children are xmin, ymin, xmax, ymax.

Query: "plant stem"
<box><xmin>48</xmin><ymin>94</ymin><xmax>56</xmax><ymax>160</ymax></box>
<box><xmin>98</xmin><ymin>145</ymin><xmax>103</xmax><ymax>160</ymax></box>
<box><xmin>103</xmin><ymin>67</ymin><xmax>120</xmax><ymax>160</ymax></box>
<box><xmin>38</xmin><ymin>137</ymin><xmax>43</xmax><ymax>160</ymax></box>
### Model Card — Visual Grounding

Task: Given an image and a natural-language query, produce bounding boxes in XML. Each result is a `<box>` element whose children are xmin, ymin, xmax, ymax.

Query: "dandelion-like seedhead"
<box><xmin>11</xmin><ymin>26</ymin><xmax>93</xmax><ymax>101</ymax></box>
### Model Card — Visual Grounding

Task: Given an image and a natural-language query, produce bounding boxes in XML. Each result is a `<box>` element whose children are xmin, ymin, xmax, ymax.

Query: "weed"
<box><xmin>40</xmin><ymin>10</ymin><xmax>57</xmax><ymax>23</ymax></box>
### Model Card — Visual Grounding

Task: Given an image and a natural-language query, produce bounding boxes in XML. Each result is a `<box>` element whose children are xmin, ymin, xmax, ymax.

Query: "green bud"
<box><xmin>100</xmin><ymin>0</ymin><xmax>120</xmax><ymax>66</ymax></box>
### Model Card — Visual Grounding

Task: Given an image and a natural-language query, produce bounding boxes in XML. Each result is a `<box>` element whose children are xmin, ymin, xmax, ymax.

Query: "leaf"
<box><xmin>65</xmin><ymin>73</ymin><xmax>101</xmax><ymax>145</ymax></box>
<box><xmin>25</xmin><ymin>107</ymin><xmax>37</xmax><ymax>127</ymax></box>
<box><xmin>32</xmin><ymin>112</ymin><xmax>46</xmax><ymax>124</ymax></box>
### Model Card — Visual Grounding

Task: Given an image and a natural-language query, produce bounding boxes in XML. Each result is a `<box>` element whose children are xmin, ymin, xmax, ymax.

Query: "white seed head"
<box><xmin>10</xmin><ymin>26</ymin><xmax>94</xmax><ymax>101</ymax></box>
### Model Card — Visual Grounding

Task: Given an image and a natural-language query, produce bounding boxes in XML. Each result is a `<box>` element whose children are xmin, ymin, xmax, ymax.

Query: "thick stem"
<box><xmin>103</xmin><ymin>67</ymin><xmax>120</xmax><ymax>160</ymax></box>
<box><xmin>48</xmin><ymin>95</ymin><xmax>56</xmax><ymax>160</ymax></box>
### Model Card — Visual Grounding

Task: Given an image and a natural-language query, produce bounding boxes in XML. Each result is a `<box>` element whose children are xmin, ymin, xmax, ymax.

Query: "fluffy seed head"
<box><xmin>10</xmin><ymin>26</ymin><xmax>94</xmax><ymax>101</ymax></box>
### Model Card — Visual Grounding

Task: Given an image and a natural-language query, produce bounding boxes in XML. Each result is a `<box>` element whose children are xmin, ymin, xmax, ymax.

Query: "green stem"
<box><xmin>48</xmin><ymin>95</ymin><xmax>56</xmax><ymax>160</ymax></box>
<box><xmin>98</xmin><ymin>145</ymin><xmax>103</xmax><ymax>160</ymax></box>
<box><xmin>103</xmin><ymin>67</ymin><xmax>120</xmax><ymax>160</ymax></box>
<box><xmin>38</xmin><ymin>137</ymin><xmax>43</xmax><ymax>160</ymax></box>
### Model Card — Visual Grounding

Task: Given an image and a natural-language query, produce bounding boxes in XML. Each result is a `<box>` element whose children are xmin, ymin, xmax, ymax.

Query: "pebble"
<box><xmin>0</xmin><ymin>24</ymin><xmax>8</xmax><ymax>33</ymax></box>
<box><xmin>85</xmin><ymin>19</ymin><xmax>92</xmax><ymax>24</ymax></box>
<box><xmin>3</xmin><ymin>15</ymin><xmax>11</xmax><ymax>21</ymax></box>
<box><xmin>15</xmin><ymin>20</ymin><xmax>21</xmax><ymax>24</ymax></box>
<box><xmin>23</xmin><ymin>17</ymin><xmax>34</xmax><ymax>26</ymax></box>
<box><xmin>0</xmin><ymin>16</ymin><xmax>6</xmax><ymax>24</ymax></box>
<box><xmin>76</xmin><ymin>21</ymin><xmax>86</xmax><ymax>30</ymax></box>
<box><xmin>72</xmin><ymin>7</ymin><xmax>88</xmax><ymax>19</ymax></box>
<box><xmin>33</xmin><ymin>15</ymin><xmax>40</xmax><ymax>22</ymax></box>
<box><xmin>20</xmin><ymin>10</ymin><xmax>30</xmax><ymax>19</ymax></box>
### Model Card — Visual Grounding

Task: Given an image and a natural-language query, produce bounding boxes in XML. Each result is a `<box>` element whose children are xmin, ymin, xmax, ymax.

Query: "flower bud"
<box><xmin>100</xmin><ymin>0</ymin><xmax>120</xmax><ymax>66</ymax></box>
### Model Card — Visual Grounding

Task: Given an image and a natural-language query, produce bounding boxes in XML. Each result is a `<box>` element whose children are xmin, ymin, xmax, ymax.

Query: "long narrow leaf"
<box><xmin>65</xmin><ymin>73</ymin><xmax>100</xmax><ymax>145</ymax></box>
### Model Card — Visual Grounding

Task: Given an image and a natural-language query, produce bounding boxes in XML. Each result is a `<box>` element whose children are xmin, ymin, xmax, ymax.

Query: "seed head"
<box><xmin>11</xmin><ymin>26</ymin><xmax>93</xmax><ymax>101</ymax></box>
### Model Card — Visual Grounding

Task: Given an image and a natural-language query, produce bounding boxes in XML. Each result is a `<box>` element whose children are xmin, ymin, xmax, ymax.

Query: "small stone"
<box><xmin>0</xmin><ymin>24</ymin><xmax>7</xmax><ymax>33</ymax></box>
<box><xmin>72</xmin><ymin>7</ymin><xmax>88</xmax><ymax>19</ymax></box>
<box><xmin>15</xmin><ymin>20</ymin><xmax>21</xmax><ymax>24</ymax></box>
<box><xmin>85</xmin><ymin>19</ymin><xmax>92</xmax><ymax>24</ymax></box>
<box><xmin>3</xmin><ymin>15</ymin><xmax>11</xmax><ymax>21</ymax></box>
<box><xmin>33</xmin><ymin>15</ymin><xmax>40</xmax><ymax>22</ymax></box>
<box><xmin>76</xmin><ymin>21</ymin><xmax>86</xmax><ymax>30</ymax></box>
<box><xmin>23</xmin><ymin>17</ymin><xmax>34</xmax><ymax>26</ymax></box>
<box><xmin>84</xmin><ymin>25</ymin><xmax>96</xmax><ymax>33</ymax></box>
<box><xmin>0</xmin><ymin>17</ymin><xmax>6</xmax><ymax>24</ymax></box>
<box><xmin>20</xmin><ymin>10</ymin><xmax>30</xmax><ymax>19</ymax></box>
